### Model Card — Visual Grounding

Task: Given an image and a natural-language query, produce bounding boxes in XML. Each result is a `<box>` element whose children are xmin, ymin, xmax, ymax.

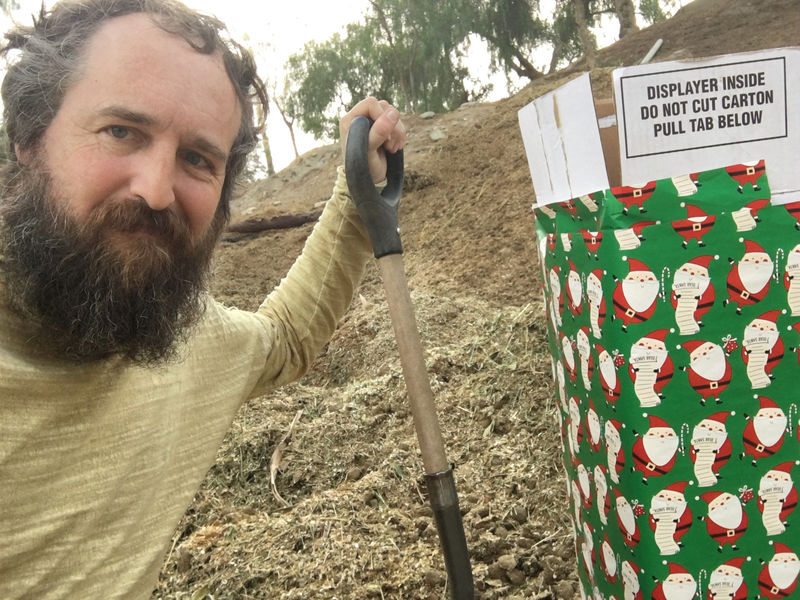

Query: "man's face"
<box><xmin>34</xmin><ymin>13</ymin><xmax>241</xmax><ymax>239</ymax></box>
<box><xmin>1</xmin><ymin>14</ymin><xmax>242</xmax><ymax>364</ymax></box>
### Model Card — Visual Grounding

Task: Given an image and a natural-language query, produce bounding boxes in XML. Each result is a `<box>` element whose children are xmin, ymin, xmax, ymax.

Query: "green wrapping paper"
<box><xmin>533</xmin><ymin>161</ymin><xmax>800</xmax><ymax>600</ymax></box>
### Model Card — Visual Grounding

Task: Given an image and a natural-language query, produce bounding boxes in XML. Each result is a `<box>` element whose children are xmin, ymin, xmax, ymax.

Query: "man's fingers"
<box><xmin>368</xmin><ymin>106</ymin><xmax>401</xmax><ymax>153</ymax></box>
<box><xmin>340</xmin><ymin>97</ymin><xmax>405</xmax><ymax>182</ymax></box>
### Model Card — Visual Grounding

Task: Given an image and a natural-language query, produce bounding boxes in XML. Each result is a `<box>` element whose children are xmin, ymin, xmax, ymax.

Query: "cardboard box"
<box><xmin>519</xmin><ymin>49</ymin><xmax>800</xmax><ymax>600</ymax></box>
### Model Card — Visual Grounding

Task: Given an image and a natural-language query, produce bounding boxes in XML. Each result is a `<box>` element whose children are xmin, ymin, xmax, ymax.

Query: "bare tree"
<box><xmin>271</xmin><ymin>92</ymin><xmax>300</xmax><ymax>161</ymax></box>
<box><xmin>572</xmin><ymin>0</ymin><xmax>596</xmax><ymax>69</ymax></box>
<box><xmin>614</xmin><ymin>0</ymin><xmax>638</xmax><ymax>38</ymax></box>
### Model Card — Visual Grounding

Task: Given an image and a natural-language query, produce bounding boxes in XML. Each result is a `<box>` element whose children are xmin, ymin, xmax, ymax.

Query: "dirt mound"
<box><xmin>155</xmin><ymin>1</ymin><xmax>799</xmax><ymax>598</ymax></box>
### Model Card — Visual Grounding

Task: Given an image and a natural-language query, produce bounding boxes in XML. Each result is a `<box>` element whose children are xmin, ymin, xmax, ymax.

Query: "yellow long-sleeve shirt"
<box><xmin>0</xmin><ymin>168</ymin><xmax>372</xmax><ymax>599</ymax></box>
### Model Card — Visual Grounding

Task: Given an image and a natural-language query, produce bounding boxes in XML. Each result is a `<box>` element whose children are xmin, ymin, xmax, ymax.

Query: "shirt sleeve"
<box><xmin>247</xmin><ymin>165</ymin><xmax>373</xmax><ymax>394</ymax></box>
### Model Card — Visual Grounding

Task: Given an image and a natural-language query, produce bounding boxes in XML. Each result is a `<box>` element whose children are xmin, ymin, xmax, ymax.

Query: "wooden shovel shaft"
<box><xmin>377</xmin><ymin>254</ymin><xmax>449</xmax><ymax>474</ymax></box>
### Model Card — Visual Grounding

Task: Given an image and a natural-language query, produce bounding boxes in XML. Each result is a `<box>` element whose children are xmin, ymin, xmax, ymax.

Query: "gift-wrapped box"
<box><xmin>533</xmin><ymin>161</ymin><xmax>800</xmax><ymax>600</ymax></box>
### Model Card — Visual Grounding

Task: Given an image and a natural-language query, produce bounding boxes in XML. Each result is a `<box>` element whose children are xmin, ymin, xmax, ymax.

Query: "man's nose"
<box><xmin>129</xmin><ymin>148</ymin><xmax>177</xmax><ymax>211</ymax></box>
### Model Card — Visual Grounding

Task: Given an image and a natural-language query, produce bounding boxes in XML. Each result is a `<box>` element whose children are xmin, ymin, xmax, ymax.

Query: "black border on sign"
<box><xmin>618</xmin><ymin>56</ymin><xmax>788</xmax><ymax>159</ymax></box>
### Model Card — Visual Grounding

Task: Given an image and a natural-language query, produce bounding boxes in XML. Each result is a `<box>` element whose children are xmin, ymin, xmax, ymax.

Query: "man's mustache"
<box><xmin>82</xmin><ymin>197</ymin><xmax>192</xmax><ymax>249</ymax></box>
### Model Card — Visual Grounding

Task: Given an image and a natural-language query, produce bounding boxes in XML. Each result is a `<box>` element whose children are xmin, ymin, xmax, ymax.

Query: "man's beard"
<box><xmin>0</xmin><ymin>161</ymin><xmax>226</xmax><ymax>366</ymax></box>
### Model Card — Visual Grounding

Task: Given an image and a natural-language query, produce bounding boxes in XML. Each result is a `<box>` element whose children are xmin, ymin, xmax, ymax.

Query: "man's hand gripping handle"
<box><xmin>345</xmin><ymin>116</ymin><xmax>404</xmax><ymax>258</ymax></box>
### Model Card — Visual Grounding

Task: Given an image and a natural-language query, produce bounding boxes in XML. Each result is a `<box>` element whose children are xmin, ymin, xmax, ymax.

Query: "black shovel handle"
<box><xmin>344</xmin><ymin>116</ymin><xmax>404</xmax><ymax>258</ymax></box>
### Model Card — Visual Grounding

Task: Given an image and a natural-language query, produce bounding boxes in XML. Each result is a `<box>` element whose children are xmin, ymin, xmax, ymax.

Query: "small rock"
<box><xmin>507</xmin><ymin>568</ymin><xmax>526</xmax><ymax>585</ymax></box>
<box><xmin>555</xmin><ymin>580</ymin><xmax>575</xmax><ymax>598</ymax></box>
<box><xmin>429</xmin><ymin>128</ymin><xmax>447</xmax><ymax>141</ymax></box>
<box><xmin>346</xmin><ymin>466</ymin><xmax>363</xmax><ymax>481</ymax></box>
<box><xmin>176</xmin><ymin>548</ymin><xmax>192</xmax><ymax>573</ymax></box>
<box><xmin>497</xmin><ymin>554</ymin><xmax>517</xmax><ymax>571</ymax></box>
<box><xmin>509</xmin><ymin>505</ymin><xmax>528</xmax><ymax>524</ymax></box>
<box><xmin>424</xmin><ymin>569</ymin><xmax>446</xmax><ymax>587</ymax></box>
<box><xmin>487</xmin><ymin>563</ymin><xmax>505</xmax><ymax>579</ymax></box>
<box><xmin>420</xmin><ymin>111</ymin><xmax>436</xmax><ymax>119</ymax></box>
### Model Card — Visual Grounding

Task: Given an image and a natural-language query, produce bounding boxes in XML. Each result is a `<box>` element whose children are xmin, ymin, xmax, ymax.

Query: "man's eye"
<box><xmin>183</xmin><ymin>150</ymin><xmax>211</xmax><ymax>170</ymax></box>
<box><xmin>108</xmin><ymin>125</ymin><xmax>129</xmax><ymax>139</ymax></box>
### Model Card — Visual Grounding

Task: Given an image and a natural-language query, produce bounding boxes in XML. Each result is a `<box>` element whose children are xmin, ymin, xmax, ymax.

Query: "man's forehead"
<box><xmin>70</xmin><ymin>12</ymin><xmax>241</xmax><ymax>149</ymax></box>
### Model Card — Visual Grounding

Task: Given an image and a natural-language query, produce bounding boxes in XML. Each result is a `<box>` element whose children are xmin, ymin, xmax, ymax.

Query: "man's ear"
<box><xmin>15</xmin><ymin>143</ymin><xmax>30</xmax><ymax>165</ymax></box>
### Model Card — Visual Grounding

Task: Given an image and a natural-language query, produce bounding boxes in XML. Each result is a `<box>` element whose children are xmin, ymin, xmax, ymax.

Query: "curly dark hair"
<box><xmin>1</xmin><ymin>0</ymin><xmax>269</xmax><ymax>219</ymax></box>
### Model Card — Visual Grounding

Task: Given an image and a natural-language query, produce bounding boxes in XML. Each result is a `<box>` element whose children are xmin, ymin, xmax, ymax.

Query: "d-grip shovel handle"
<box><xmin>344</xmin><ymin>116</ymin><xmax>474</xmax><ymax>600</ymax></box>
<box><xmin>344</xmin><ymin>115</ymin><xmax>405</xmax><ymax>258</ymax></box>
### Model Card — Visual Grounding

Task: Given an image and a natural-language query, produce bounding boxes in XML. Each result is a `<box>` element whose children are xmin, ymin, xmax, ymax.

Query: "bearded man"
<box><xmin>0</xmin><ymin>0</ymin><xmax>405</xmax><ymax>598</ymax></box>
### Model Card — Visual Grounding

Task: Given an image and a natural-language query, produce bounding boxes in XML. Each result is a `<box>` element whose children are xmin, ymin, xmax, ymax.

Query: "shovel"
<box><xmin>345</xmin><ymin>115</ymin><xmax>474</xmax><ymax>600</ymax></box>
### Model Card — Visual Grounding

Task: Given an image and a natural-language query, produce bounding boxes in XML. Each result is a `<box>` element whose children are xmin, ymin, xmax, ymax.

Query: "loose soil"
<box><xmin>154</xmin><ymin>1</ymin><xmax>800</xmax><ymax>598</ymax></box>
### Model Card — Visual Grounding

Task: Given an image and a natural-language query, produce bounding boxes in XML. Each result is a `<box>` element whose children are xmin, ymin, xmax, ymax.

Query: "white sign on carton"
<box><xmin>614</xmin><ymin>48</ymin><xmax>800</xmax><ymax>204</ymax></box>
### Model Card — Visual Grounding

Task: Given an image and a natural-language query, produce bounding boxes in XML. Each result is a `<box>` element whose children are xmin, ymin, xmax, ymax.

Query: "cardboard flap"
<box><xmin>518</xmin><ymin>74</ymin><xmax>609</xmax><ymax>206</ymax></box>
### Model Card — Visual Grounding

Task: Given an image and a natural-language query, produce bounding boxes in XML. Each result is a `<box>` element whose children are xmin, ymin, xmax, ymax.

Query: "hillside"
<box><xmin>155</xmin><ymin>1</ymin><xmax>800</xmax><ymax>598</ymax></box>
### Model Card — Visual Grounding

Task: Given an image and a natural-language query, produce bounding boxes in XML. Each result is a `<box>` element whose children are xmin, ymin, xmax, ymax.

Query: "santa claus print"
<box><xmin>649</xmin><ymin>481</ymin><xmax>693</xmax><ymax>555</ymax></box>
<box><xmin>578</xmin><ymin>193</ymin><xmax>600</xmax><ymax>213</ymax></box>
<box><xmin>577</xmin><ymin>327</ymin><xmax>593</xmax><ymax>390</ymax></box>
<box><xmin>671</xmin><ymin>172</ymin><xmax>701</xmax><ymax>197</ymax></box>
<box><xmin>600</xmin><ymin>534</ymin><xmax>618</xmax><ymax>584</ymax></box>
<box><xmin>671</xmin><ymin>204</ymin><xmax>716</xmax><ymax>249</ymax></box>
<box><xmin>611</xmin><ymin>181</ymin><xmax>657</xmax><ymax>215</ymax></box>
<box><xmin>740</xmin><ymin>396</ymin><xmax>788</xmax><ymax>466</ymax></box>
<box><xmin>791</xmin><ymin>322</ymin><xmax>800</xmax><ymax>369</ymax></box>
<box><xmin>562</xmin><ymin>198</ymin><xmax>580</xmax><ymax>220</ymax></box>
<box><xmin>567</xmin><ymin>395</ymin><xmax>583</xmax><ymax>457</ymax></box>
<box><xmin>690</xmin><ymin>412</ymin><xmax>732</xmax><ymax>487</ymax></box>
<box><xmin>548</xmin><ymin>265</ymin><xmax>564</xmax><ymax>330</ymax></box>
<box><xmin>707</xmin><ymin>557</ymin><xmax>749</xmax><ymax>600</ymax></box>
<box><xmin>605</xmin><ymin>419</ymin><xmax>625</xmax><ymax>484</ymax></box>
<box><xmin>652</xmin><ymin>563</ymin><xmax>698</xmax><ymax>600</ymax></box>
<box><xmin>586</xmin><ymin>399</ymin><xmax>602</xmax><ymax>452</ymax></box>
<box><xmin>758</xmin><ymin>543</ymin><xmax>799</xmax><ymax>599</ymax></box>
<box><xmin>545</xmin><ymin>232</ymin><xmax>557</xmax><ymax>255</ymax></box>
<box><xmin>679</xmin><ymin>340</ymin><xmax>732</xmax><ymax>405</ymax></box>
<box><xmin>741</xmin><ymin>311</ymin><xmax>785</xmax><ymax>389</ymax></box>
<box><xmin>725</xmin><ymin>159</ymin><xmax>766</xmax><ymax>193</ymax></box>
<box><xmin>757</xmin><ymin>461</ymin><xmax>798</xmax><ymax>537</ymax></box>
<box><xmin>784</xmin><ymin>200</ymin><xmax>800</xmax><ymax>231</ymax></box>
<box><xmin>570</xmin><ymin>479</ymin><xmax>583</xmax><ymax>526</ymax></box>
<box><xmin>631</xmin><ymin>415</ymin><xmax>680</xmax><ymax>483</ymax></box>
<box><xmin>629</xmin><ymin>330</ymin><xmax>674</xmax><ymax>408</ymax></box>
<box><xmin>613</xmin><ymin>258</ymin><xmax>661</xmax><ymax>331</ymax></box>
<box><xmin>567</xmin><ymin>260</ymin><xmax>584</xmax><ymax>317</ymax></box>
<box><xmin>580</xmin><ymin>229</ymin><xmax>603</xmax><ymax>261</ymax></box>
<box><xmin>614</xmin><ymin>220</ymin><xmax>658</xmax><ymax>251</ymax></box>
<box><xmin>616</xmin><ymin>490</ymin><xmax>641</xmax><ymax>549</ymax></box>
<box><xmin>594</xmin><ymin>464</ymin><xmax>610</xmax><ymax>525</ymax></box>
<box><xmin>560</xmin><ymin>232</ymin><xmax>573</xmax><ymax>252</ymax></box>
<box><xmin>784</xmin><ymin>243</ymin><xmax>800</xmax><ymax>316</ymax></box>
<box><xmin>597</xmin><ymin>344</ymin><xmax>622</xmax><ymax>408</ymax></box>
<box><xmin>671</xmin><ymin>256</ymin><xmax>716</xmax><ymax>335</ymax></box>
<box><xmin>562</xmin><ymin>333</ymin><xmax>578</xmax><ymax>383</ymax></box>
<box><xmin>580</xmin><ymin>521</ymin><xmax>596</xmax><ymax>583</ymax></box>
<box><xmin>577</xmin><ymin>463</ymin><xmax>593</xmax><ymax>510</ymax></box>
<box><xmin>698</xmin><ymin>491</ymin><xmax>748</xmax><ymax>552</ymax></box>
<box><xmin>731</xmin><ymin>198</ymin><xmax>769</xmax><ymax>232</ymax></box>
<box><xmin>555</xmin><ymin>361</ymin><xmax>567</xmax><ymax>413</ymax></box>
<box><xmin>586</xmin><ymin>270</ymin><xmax>607</xmax><ymax>339</ymax></box>
<box><xmin>621</xmin><ymin>559</ymin><xmax>643</xmax><ymax>600</ymax></box>
<box><xmin>724</xmin><ymin>239</ymin><xmax>774</xmax><ymax>315</ymax></box>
